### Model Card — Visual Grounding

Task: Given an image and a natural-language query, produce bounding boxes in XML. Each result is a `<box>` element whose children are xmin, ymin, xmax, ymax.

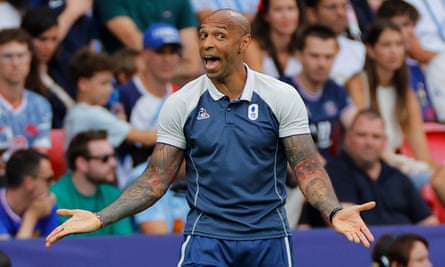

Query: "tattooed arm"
<box><xmin>45</xmin><ymin>144</ymin><xmax>184</xmax><ymax>247</ymax></box>
<box><xmin>283</xmin><ymin>134</ymin><xmax>376</xmax><ymax>248</ymax></box>
<box><xmin>283</xmin><ymin>134</ymin><xmax>340</xmax><ymax>219</ymax></box>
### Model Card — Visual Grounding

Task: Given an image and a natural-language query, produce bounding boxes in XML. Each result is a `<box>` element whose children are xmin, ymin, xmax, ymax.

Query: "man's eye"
<box><xmin>216</xmin><ymin>34</ymin><xmax>225</xmax><ymax>40</ymax></box>
<box><xmin>199</xmin><ymin>33</ymin><xmax>207</xmax><ymax>39</ymax></box>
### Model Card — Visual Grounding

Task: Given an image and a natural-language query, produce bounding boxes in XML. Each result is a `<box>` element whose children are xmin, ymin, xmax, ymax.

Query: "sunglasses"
<box><xmin>84</xmin><ymin>153</ymin><xmax>116</xmax><ymax>163</ymax></box>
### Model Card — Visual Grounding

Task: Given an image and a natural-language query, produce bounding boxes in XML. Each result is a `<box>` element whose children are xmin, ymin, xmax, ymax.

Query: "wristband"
<box><xmin>329</xmin><ymin>206</ymin><xmax>343</xmax><ymax>223</ymax></box>
<box><xmin>95</xmin><ymin>213</ymin><xmax>104</xmax><ymax>228</ymax></box>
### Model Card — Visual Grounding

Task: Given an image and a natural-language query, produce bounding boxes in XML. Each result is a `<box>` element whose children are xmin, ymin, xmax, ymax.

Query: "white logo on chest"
<box><xmin>248</xmin><ymin>104</ymin><xmax>258</xmax><ymax>120</ymax></box>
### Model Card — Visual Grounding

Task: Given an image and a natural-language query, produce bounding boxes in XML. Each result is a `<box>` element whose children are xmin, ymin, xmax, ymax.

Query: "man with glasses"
<box><xmin>0</xmin><ymin>149</ymin><xmax>57</xmax><ymax>239</ymax></box>
<box><xmin>0</xmin><ymin>28</ymin><xmax>52</xmax><ymax>179</ymax></box>
<box><xmin>50</xmin><ymin>130</ymin><xmax>133</xmax><ymax>237</ymax></box>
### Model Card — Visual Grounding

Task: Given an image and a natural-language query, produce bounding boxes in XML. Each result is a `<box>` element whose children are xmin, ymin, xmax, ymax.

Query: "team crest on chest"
<box><xmin>248</xmin><ymin>104</ymin><xmax>258</xmax><ymax>120</ymax></box>
<box><xmin>197</xmin><ymin>107</ymin><xmax>210</xmax><ymax>120</ymax></box>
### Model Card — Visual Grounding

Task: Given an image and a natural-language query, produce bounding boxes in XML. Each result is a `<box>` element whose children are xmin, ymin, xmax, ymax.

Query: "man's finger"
<box><xmin>358</xmin><ymin>201</ymin><xmax>376</xmax><ymax>211</ymax></box>
<box><xmin>56</xmin><ymin>209</ymin><xmax>75</xmax><ymax>216</ymax></box>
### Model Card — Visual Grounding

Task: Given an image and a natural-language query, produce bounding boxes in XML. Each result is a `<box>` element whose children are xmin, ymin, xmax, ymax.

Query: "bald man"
<box><xmin>45</xmin><ymin>9</ymin><xmax>375</xmax><ymax>266</ymax></box>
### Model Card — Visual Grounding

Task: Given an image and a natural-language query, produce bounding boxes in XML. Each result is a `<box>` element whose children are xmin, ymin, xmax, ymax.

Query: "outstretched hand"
<box><xmin>45</xmin><ymin>209</ymin><xmax>101</xmax><ymax>247</ymax></box>
<box><xmin>331</xmin><ymin>201</ymin><xmax>376</xmax><ymax>248</ymax></box>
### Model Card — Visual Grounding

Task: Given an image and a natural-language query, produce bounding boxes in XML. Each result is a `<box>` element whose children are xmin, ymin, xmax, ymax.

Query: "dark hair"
<box><xmin>376</xmin><ymin>0</ymin><xmax>419</xmax><ymax>23</ymax></box>
<box><xmin>5</xmin><ymin>149</ymin><xmax>49</xmax><ymax>188</ymax></box>
<box><xmin>372</xmin><ymin>233</ymin><xmax>429</xmax><ymax>267</ymax></box>
<box><xmin>112</xmin><ymin>48</ymin><xmax>140</xmax><ymax>77</ymax></box>
<box><xmin>20</xmin><ymin>7</ymin><xmax>59</xmax><ymax>97</ymax></box>
<box><xmin>21</xmin><ymin>6</ymin><xmax>58</xmax><ymax>37</ymax></box>
<box><xmin>251</xmin><ymin>0</ymin><xmax>303</xmax><ymax>75</ymax></box>
<box><xmin>364</xmin><ymin>19</ymin><xmax>409</xmax><ymax>131</ymax></box>
<box><xmin>0</xmin><ymin>28</ymin><xmax>33</xmax><ymax>52</ymax></box>
<box><xmin>296</xmin><ymin>24</ymin><xmax>338</xmax><ymax>50</ymax></box>
<box><xmin>66</xmin><ymin>130</ymin><xmax>108</xmax><ymax>171</ymax></box>
<box><xmin>69</xmin><ymin>48</ymin><xmax>115</xmax><ymax>85</ymax></box>
<box><xmin>303</xmin><ymin>0</ymin><xmax>321</xmax><ymax>8</ymax></box>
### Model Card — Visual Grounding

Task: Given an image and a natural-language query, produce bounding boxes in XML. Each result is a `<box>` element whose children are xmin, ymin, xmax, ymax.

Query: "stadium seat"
<box><xmin>421</xmin><ymin>184</ymin><xmax>445</xmax><ymax>223</ymax></box>
<box><xmin>48</xmin><ymin>129</ymin><xmax>66</xmax><ymax>180</ymax></box>
<box><xmin>400</xmin><ymin>122</ymin><xmax>445</xmax><ymax>166</ymax></box>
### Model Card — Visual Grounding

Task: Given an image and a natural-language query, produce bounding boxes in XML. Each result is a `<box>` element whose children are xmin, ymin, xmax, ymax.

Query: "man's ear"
<box><xmin>77</xmin><ymin>77</ymin><xmax>89</xmax><ymax>93</ymax></box>
<box><xmin>75</xmin><ymin>156</ymin><xmax>89</xmax><ymax>173</ymax></box>
<box><xmin>23</xmin><ymin>175</ymin><xmax>35</xmax><ymax>191</ymax></box>
<box><xmin>239</xmin><ymin>34</ymin><xmax>252</xmax><ymax>54</ymax></box>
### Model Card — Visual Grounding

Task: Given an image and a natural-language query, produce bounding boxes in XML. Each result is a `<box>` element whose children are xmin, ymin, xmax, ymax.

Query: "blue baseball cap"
<box><xmin>143</xmin><ymin>22</ymin><xmax>182</xmax><ymax>49</ymax></box>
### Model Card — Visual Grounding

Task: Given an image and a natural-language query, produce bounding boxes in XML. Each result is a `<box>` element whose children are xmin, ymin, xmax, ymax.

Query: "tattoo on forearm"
<box><xmin>99</xmin><ymin>144</ymin><xmax>184</xmax><ymax>225</ymax></box>
<box><xmin>283</xmin><ymin>135</ymin><xmax>339</xmax><ymax>218</ymax></box>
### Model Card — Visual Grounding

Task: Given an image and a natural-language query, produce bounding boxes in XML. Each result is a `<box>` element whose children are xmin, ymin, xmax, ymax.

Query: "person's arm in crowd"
<box><xmin>105</xmin><ymin>16</ymin><xmax>143</xmax><ymax>50</ymax></box>
<box><xmin>125</xmin><ymin>128</ymin><xmax>157</xmax><ymax>147</ymax></box>
<box><xmin>405</xmin><ymin>90</ymin><xmax>435</xmax><ymax>168</ymax></box>
<box><xmin>57</xmin><ymin>0</ymin><xmax>92</xmax><ymax>41</ymax></box>
<box><xmin>430</xmin><ymin>165</ymin><xmax>445</xmax><ymax>207</ymax></box>
<box><xmin>407</xmin><ymin>34</ymin><xmax>438</xmax><ymax>65</ymax></box>
<box><xmin>45</xmin><ymin>144</ymin><xmax>183</xmax><ymax>247</ymax></box>
<box><xmin>345</xmin><ymin>73</ymin><xmax>367</xmax><ymax>110</ymax></box>
<box><xmin>282</xmin><ymin>134</ymin><xmax>375</xmax><ymax>247</ymax></box>
<box><xmin>417</xmin><ymin>215</ymin><xmax>439</xmax><ymax>225</ymax></box>
<box><xmin>17</xmin><ymin>193</ymin><xmax>56</xmax><ymax>239</ymax></box>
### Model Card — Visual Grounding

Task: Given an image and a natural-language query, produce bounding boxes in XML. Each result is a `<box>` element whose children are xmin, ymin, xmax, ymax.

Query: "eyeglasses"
<box><xmin>0</xmin><ymin>51</ymin><xmax>31</xmax><ymax>63</ymax></box>
<box><xmin>84</xmin><ymin>153</ymin><xmax>116</xmax><ymax>163</ymax></box>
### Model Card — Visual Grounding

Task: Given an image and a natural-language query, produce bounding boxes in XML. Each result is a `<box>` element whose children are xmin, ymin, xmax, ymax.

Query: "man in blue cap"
<box><xmin>117</xmin><ymin>22</ymin><xmax>182</xmax><ymax>168</ymax></box>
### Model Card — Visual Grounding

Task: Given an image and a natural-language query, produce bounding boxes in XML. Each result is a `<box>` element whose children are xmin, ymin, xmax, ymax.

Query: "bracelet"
<box><xmin>329</xmin><ymin>206</ymin><xmax>344</xmax><ymax>223</ymax></box>
<box><xmin>95</xmin><ymin>213</ymin><xmax>104</xmax><ymax>228</ymax></box>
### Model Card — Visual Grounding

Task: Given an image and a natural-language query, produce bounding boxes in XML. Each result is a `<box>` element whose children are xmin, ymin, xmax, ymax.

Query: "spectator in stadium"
<box><xmin>245</xmin><ymin>0</ymin><xmax>302</xmax><ymax>80</ymax></box>
<box><xmin>30</xmin><ymin>0</ymin><xmax>99</xmax><ymax>101</ymax></box>
<box><xmin>303</xmin><ymin>0</ymin><xmax>366</xmax><ymax>85</ymax></box>
<box><xmin>376</xmin><ymin>0</ymin><xmax>441</xmax><ymax>123</ymax></box>
<box><xmin>0</xmin><ymin>28</ymin><xmax>52</xmax><ymax>176</ymax></box>
<box><xmin>345</xmin><ymin>19</ymin><xmax>445</xmax><ymax>190</ymax></box>
<box><xmin>118</xmin><ymin>22</ymin><xmax>182</xmax><ymax>167</ymax></box>
<box><xmin>372</xmin><ymin>233</ymin><xmax>432</xmax><ymax>267</ymax></box>
<box><xmin>63</xmin><ymin>48</ymin><xmax>156</xmax><ymax>149</ymax></box>
<box><xmin>21</xmin><ymin>6</ymin><xmax>75</xmax><ymax>129</ymax></box>
<box><xmin>404</xmin><ymin>0</ymin><xmax>445</xmax><ymax>53</ymax></box>
<box><xmin>45</xmin><ymin>10</ymin><xmax>376</xmax><ymax>266</ymax></box>
<box><xmin>0</xmin><ymin>149</ymin><xmax>57</xmax><ymax>239</ymax></box>
<box><xmin>93</xmin><ymin>0</ymin><xmax>201</xmax><ymax>85</ymax></box>
<box><xmin>299</xmin><ymin>109</ymin><xmax>438</xmax><ymax>227</ymax></box>
<box><xmin>50</xmin><ymin>130</ymin><xmax>133</xmax><ymax>237</ymax></box>
<box><xmin>293</xmin><ymin>24</ymin><xmax>356</xmax><ymax>162</ymax></box>
<box><xmin>112</xmin><ymin>48</ymin><xmax>143</xmax><ymax>86</ymax></box>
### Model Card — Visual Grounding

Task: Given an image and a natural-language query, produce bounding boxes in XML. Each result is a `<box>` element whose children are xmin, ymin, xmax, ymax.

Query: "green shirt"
<box><xmin>94</xmin><ymin>0</ymin><xmax>198</xmax><ymax>52</ymax></box>
<box><xmin>50</xmin><ymin>174</ymin><xmax>133</xmax><ymax>237</ymax></box>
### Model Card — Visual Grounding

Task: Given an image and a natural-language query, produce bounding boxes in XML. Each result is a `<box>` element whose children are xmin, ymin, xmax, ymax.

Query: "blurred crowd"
<box><xmin>0</xmin><ymin>0</ymin><xmax>445</xmax><ymax>243</ymax></box>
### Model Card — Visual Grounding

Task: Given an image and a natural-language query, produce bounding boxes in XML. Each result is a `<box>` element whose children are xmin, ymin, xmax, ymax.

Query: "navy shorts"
<box><xmin>177</xmin><ymin>235</ymin><xmax>295</xmax><ymax>267</ymax></box>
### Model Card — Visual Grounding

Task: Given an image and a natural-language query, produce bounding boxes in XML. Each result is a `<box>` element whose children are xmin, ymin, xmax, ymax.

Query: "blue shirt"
<box><xmin>294</xmin><ymin>79</ymin><xmax>354</xmax><ymax>160</ymax></box>
<box><xmin>0</xmin><ymin>90</ymin><xmax>52</xmax><ymax>158</ymax></box>
<box><xmin>157</xmin><ymin>66</ymin><xmax>309</xmax><ymax>240</ymax></box>
<box><xmin>408</xmin><ymin>59</ymin><xmax>437</xmax><ymax>122</ymax></box>
<box><xmin>0</xmin><ymin>188</ymin><xmax>58</xmax><ymax>238</ymax></box>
